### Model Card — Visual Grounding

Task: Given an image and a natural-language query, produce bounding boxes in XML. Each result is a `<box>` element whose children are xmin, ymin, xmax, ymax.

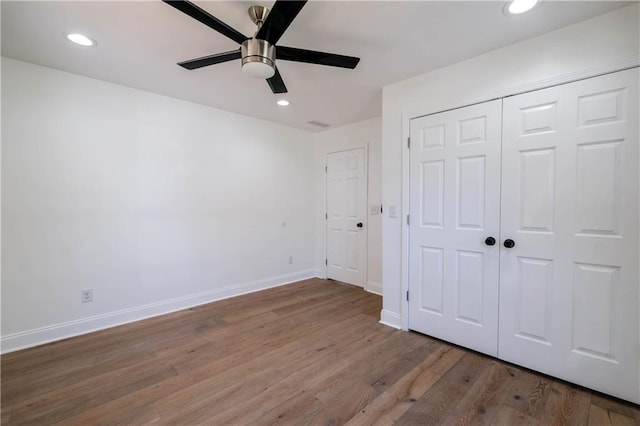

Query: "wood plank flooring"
<box><xmin>1</xmin><ymin>278</ymin><xmax>638</xmax><ymax>425</ymax></box>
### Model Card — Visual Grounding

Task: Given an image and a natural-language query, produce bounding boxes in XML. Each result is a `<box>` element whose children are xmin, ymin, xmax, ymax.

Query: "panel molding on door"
<box><xmin>408</xmin><ymin>99</ymin><xmax>502</xmax><ymax>357</ymax></box>
<box><xmin>326</xmin><ymin>148</ymin><xmax>366</xmax><ymax>286</ymax></box>
<box><xmin>499</xmin><ymin>68</ymin><xmax>639</xmax><ymax>403</ymax></box>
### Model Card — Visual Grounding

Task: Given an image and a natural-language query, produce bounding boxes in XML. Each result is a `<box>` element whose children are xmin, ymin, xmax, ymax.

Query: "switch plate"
<box><xmin>389</xmin><ymin>205</ymin><xmax>397</xmax><ymax>218</ymax></box>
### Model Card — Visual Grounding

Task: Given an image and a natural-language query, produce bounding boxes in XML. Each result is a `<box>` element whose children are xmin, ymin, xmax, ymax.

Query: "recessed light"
<box><xmin>277</xmin><ymin>99</ymin><xmax>290</xmax><ymax>106</ymax></box>
<box><xmin>66</xmin><ymin>33</ymin><xmax>96</xmax><ymax>47</ymax></box>
<box><xmin>506</xmin><ymin>0</ymin><xmax>538</xmax><ymax>14</ymax></box>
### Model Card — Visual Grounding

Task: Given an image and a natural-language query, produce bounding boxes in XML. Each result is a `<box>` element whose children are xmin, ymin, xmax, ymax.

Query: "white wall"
<box><xmin>381</xmin><ymin>4</ymin><xmax>640</xmax><ymax>328</ymax></box>
<box><xmin>314</xmin><ymin>117</ymin><xmax>382</xmax><ymax>294</ymax></box>
<box><xmin>1</xmin><ymin>58</ymin><xmax>317</xmax><ymax>352</ymax></box>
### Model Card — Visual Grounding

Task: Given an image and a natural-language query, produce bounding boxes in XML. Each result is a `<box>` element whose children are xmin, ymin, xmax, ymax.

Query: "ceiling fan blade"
<box><xmin>255</xmin><ymin>1</ymin><xmax>307</xmax><ymax>45</ymax></box>
<box><xmin>277</xmin><ymin>46</ymin><xmax>360</xmax><ymax>69</ymax></box>
<box><xmin>267</xmin><ymin>67</ymin><xmax>288</xmax><ymax>94</ymax></box>
<box><xmin>178</xmin><ymin>50</ymin><xmax>242</xmax><ymax>70</ymax></box>
<box><xmin>163</xmin><ymin>0</ymin><xmax>248</xmax><ymax>45</ymax></box>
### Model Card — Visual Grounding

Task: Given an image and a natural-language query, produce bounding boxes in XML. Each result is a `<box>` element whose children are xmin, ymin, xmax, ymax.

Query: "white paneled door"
<box><xmin>326</xmin><ymin>148</ymin><xmax>366</xmax><ymax>286</ymax></box>
<box><xmin>408</xmin><ymin>100</ymin><xmax>503</xmax><ymax>356</ymax></box>
<box><xmin>499</xmin><ymin>69</ymin><xmax>639</xmax><ymax>402</ymax></box>
<box><xmin>408</xmin><ymin>68</ymin><xmax>639</xmax><ymax>403</ymax></box>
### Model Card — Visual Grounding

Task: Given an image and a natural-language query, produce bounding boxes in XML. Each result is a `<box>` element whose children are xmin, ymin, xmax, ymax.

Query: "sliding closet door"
<box><xmin>408</xmin><ymin>100</ymin><xmax>502</xmax><ymax>356</ymax></box>
<box><xmin>499</xmin><ymin>68</ymin><xmax>639</xmax><ymax>402</ymax></box>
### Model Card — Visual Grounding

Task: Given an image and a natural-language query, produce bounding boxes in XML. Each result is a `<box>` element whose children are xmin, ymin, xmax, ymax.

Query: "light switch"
<box><xmin>388</xmin><ymin>205</ymin><xmax>397</xmax><ymax>218</ymax></box>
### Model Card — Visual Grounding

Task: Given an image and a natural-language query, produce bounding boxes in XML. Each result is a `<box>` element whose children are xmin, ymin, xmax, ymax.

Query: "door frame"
<box><xmin>399</xmin><ymin>65</ymin><xmax>640</xmax><ymax>331</ymax></box>
<box><xmin>323</xmin><ymin>146</ymin><xmax>369</xmax><ymax>288</ymax></box>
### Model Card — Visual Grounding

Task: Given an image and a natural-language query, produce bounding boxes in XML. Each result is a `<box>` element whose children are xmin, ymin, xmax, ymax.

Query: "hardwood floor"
<box><xmin>1</xmin><ymin>278</ymin><xmax>638</xmax><ymax>425</ymax></box>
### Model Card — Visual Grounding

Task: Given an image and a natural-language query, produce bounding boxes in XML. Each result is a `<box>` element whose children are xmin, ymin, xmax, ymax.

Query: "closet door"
<box><xmin>408</xmin><ymin>100</ymin><xmax>502</xmax><ymax>356</ymax></box>
<box><xmin>499</xmin><ymin>68</ymin><xmax>639</xmax><ymax>403</ymax></box>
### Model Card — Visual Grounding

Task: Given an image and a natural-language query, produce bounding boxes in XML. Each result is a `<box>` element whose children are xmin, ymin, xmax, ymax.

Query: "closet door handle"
<box><xmin>503</xmin><ymin>239</ymin><xmax>515</xmax><ymax>248</ymax></box>
<box><xmin>484</xmin><ymin>237</ymin><xmax>496</xmax><ymax>246</ymax></box>
<box><xmin>356</xmin><ymin>222</ymin><xmax>363</xmax><ymax>228</ymax></box>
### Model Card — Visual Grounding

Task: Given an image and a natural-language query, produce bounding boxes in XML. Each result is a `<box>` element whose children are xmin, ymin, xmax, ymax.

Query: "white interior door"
<box><xmin>499</xmin><ymin>68</ymin><xmax>639</xmax><ymax>403</ymax></box>
<box><xmin>408</xmin><ymin>100</ymin><xmax>502</xmax><ymax>356</ymax></box>
<box><xmin>326</xmin><ymin>148</ymin><xmax>366</xmax><ymax>286</ymax></box>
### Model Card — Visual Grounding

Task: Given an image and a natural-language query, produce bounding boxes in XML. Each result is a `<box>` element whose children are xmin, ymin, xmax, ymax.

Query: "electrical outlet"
<box><xmin>81</xmin><ymin>288</ymin><xmax>93</xmax><ymax>303</ymax></box>
<box><xmin>288</xmin><ymin>256</ymin><xmax>294</xmax><ymax>265</ymax></box>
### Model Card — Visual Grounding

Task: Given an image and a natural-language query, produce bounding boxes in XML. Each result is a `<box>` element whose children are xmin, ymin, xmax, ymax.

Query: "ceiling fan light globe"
<box><xmin>242</xmin><ymin>61</ymin><xmax>275</xmax><ymax>79</ymax></box>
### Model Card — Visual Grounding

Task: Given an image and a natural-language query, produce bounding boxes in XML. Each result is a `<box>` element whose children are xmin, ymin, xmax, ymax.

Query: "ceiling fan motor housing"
<box><xmin>241</xmin><ymin>38</ymin><xmax>276</xmax><ymax>70</ymax></box>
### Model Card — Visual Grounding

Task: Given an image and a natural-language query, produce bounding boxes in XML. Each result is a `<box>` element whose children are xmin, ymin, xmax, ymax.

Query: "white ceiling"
<box><xmin>1</xmin><ymin>1</ymin><xmax>631</xmax><ymax>132</ymax></box>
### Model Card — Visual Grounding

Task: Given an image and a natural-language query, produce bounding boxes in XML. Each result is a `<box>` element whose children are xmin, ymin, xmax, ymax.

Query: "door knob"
<box><xmin>503</xmin><ymin>239</ymin><xmax>515</xmax><ymax>248</ymax></box>
<box><xmin>356</xmin><ymin>222</ymin><xmax>363</xmax><ymax>228</ymax></box>
<box><xmin>484</xmin><ymin>237</ymin><xmax>496</xmax><ymax>246</ymax></box>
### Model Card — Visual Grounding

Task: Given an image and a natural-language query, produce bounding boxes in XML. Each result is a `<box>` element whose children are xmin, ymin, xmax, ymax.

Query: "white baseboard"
<box><xmin>379</xmin><ymin>309</ymin><xmax>402</xmax><ymax>329</ymax></box>
<box><xmin>1</xmin><ymin>269</ymin><xmax>317</xmax><ymax>354</ymax></box>
<box><xmin>365</xmin><ymin>281</ymin><xmax>382</xmax><ymax>296</ymax></box>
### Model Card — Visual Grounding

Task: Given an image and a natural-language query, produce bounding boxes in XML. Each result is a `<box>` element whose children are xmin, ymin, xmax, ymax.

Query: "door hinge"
<box><xmin>325</xmin><ymin>212</ymin><xmax>328</xmax><ymax>220</ymax></box>
<box><xmin>406</xmin><ymin>214</ymin><xmax>410</xmax><ymax>226</ymax></box>
<box><xmin>406</xmin><ymin>291</ymin><xmax>409</xmax><ymax>301</ymax></box>
<box><xmin>407</xmin><ymin>137</ymin><xmax>411</xmax><ymax>149</ymax></box>
<box><xmin>325</xmin><ymin>165</ymin><xmax>327</xmax><ymax>173</ymax></box>
<box><xmin>380</xmin><ymin>205</ymin><xmax>383</xmax><ymax>214</ymax></box>
<box><xmin>325</xmin><ymin>259</ymin><xmax>328</xmax><ymax>266</ymax></box>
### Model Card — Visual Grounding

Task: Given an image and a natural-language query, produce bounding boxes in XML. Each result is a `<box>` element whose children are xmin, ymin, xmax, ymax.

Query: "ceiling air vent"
<box><xmin>308</xmin><ymin>120</ymin><xmax>331</xmax><ymax>128</ymax></box>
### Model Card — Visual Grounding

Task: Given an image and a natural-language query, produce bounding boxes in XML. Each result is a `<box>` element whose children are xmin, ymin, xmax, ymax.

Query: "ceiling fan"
<box><xmin>163</xmin><ymin>0</ymin><xmax>361</xmax><ymax>94</ymax></box>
